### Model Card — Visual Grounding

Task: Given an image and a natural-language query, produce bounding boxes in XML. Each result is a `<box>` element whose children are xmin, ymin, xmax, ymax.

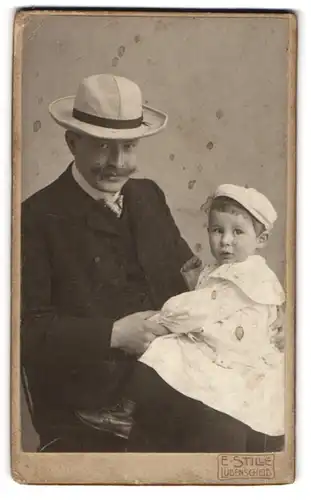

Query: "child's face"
<box><xmin>208</xmin><ymin>208</ymin><xmax>267</xmax><ymax>265</ymax></box>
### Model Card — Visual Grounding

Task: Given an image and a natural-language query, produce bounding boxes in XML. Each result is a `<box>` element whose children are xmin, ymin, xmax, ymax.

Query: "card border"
<box><xmin>11</xmin><ymin>9</ymin><xmax>297</xmax><ymax>485</ymax></box>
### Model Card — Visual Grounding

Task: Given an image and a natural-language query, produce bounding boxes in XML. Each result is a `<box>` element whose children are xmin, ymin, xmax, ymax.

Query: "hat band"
<box><xmin>72</xmin><ymin>108</ymin><xmax>143</xmax><ymax>129</ymax></box>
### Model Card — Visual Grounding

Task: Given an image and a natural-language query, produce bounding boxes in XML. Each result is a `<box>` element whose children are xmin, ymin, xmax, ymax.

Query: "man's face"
<box><xmin>208</xmin><ymin>208</ymin><xmax>263</xmax><ymax>265</ymax></box>
<box><xmin>66</xmin><ymin>131</ymin><xmax>139</xmax><ymax>193</ymax></box>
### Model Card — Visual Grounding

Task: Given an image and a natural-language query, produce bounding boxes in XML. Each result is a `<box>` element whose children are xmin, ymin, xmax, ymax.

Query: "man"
<box><xmin>21</xmin><ymin>74</ymin><xmax>196</xmax><ymax>452</ymax></box>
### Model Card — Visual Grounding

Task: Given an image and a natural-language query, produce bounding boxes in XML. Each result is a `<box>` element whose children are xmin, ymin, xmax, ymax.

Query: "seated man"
<box><xmin>21</xmin><ymin>74</ymin><xmax>195</xmax><ymax>452</ymax></box>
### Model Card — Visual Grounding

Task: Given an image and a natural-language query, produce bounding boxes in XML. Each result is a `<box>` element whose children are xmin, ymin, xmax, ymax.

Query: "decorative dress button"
<box><xmin>94</xmin><ymin>256</ymin><xmax>101</xmax><ymax>263</ymax></box>
<box><xmin>235</xmin><ymin>326</ymin><xmax>244</xmax><ymax>341</ymax></box>
<box><xmin>211</xmin><ymin>290</ymin><xmax>217</xmax><ymax>300</ymax></box>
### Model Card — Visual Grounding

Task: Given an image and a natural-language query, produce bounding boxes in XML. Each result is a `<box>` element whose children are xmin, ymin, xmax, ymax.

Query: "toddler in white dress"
<box><xmin>140</xmin><ymin>184</ymin><xmax>285</xmax><ymax>438</ymax></box>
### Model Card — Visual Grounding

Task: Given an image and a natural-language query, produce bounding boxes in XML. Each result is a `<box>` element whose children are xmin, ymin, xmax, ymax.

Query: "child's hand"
<box><xmin>181</xmin><ymin>255</ymin><xmax>203</xmax><ymax>290</ymax></box>
<box><xmin>181</xmin><ymin>255</ymin><xmax>203</xmax><ymax>272</ymax></box>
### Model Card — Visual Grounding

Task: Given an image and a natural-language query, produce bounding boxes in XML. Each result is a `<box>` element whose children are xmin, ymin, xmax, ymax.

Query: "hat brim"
<box><xmin>49</xmin><ymin>96</ymin><xmax>168</xmax><ymax>140</ymax></box>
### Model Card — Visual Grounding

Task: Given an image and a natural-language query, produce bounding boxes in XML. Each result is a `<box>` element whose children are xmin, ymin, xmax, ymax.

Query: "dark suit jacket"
<box><xmin>21</xmin><ymin>166</ymin><xmax>193</xmax><ymax>435</ymax></box>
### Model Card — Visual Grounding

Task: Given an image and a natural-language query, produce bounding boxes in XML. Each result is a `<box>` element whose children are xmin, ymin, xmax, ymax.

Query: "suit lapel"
<box><xmin>121</xmin><ymin>179</ymin><xmax>155</xmax><ymax>264</ymax></box>
<box><xmin>121</xmin><ymin>180</ymin><xmax>167</xmax><ymax>300</ymax></box>
<box><xmin>55</xmin><ymin>166</ymin><xmax>121</xmax><ymax>236</ymax></box>
<box><xmin>86</xmin><ymin>206</ymin><xmax>120</xmax><ymax>235</ymax></box>
<box><xmin>122</xmin><ymin>179</ymin><xmax>190</xmax><ymax>307</ymax></box>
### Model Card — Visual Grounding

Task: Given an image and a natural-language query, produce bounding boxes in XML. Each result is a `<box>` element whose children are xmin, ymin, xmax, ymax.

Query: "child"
<box><xmin>78</xmin><ymin>184</ymin><xmax>285</xmax><ymax>452</ymax></box>
<box><xmin>139</xmin><ymin>184</ymin><xmax>285</xmax><ymax>442</ymax></box>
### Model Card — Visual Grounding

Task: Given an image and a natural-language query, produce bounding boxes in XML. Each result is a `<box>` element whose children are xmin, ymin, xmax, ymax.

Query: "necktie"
<box><xmin>97</xmin><ymin>194</ymin><xmax>124</xmax><ymax>217</ymax></box>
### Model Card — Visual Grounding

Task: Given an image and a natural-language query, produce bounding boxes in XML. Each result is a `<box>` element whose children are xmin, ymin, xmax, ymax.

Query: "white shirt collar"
<box><xmin>197</xmin><ymin>256</ymin><xmax>285</xmax><ymax>306</ymax></box>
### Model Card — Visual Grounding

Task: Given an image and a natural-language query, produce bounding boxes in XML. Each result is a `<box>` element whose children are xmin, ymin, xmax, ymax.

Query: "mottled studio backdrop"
<box><xmin>20</xmin><ymin>13</ymin><xmax>290</xmax><ymax>450</ymax></box>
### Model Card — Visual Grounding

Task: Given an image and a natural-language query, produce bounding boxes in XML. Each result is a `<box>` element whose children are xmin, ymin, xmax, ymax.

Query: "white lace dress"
<box><xmin>140</xmin><ymin>255</ymin><xmax>285</xmax><ymax>436</ymax></box>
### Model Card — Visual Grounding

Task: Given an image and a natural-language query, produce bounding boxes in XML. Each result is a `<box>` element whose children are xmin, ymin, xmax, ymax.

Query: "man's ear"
<box><xmin>65</xmin><ymin>130</ymin><xmax>79</xmax><ymax>155</ymax></box>
<box><xmin>257</xmin><ymin>230</ymin><xmax>269</xmax><ymax>249</ymax></box>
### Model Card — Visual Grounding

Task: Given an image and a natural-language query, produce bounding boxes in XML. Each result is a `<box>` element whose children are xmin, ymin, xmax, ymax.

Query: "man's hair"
<box><xmin>209</xmin><ymin>196</ymin><xmax>266</xmax><ymax>235</ymax></box>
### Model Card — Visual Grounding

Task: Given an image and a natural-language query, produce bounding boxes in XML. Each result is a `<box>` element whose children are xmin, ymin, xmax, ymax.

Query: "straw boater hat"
<box><xmin>49</xmin><ymin>74</ymin><xmax>168</xmax><ymax>140</ymax></box>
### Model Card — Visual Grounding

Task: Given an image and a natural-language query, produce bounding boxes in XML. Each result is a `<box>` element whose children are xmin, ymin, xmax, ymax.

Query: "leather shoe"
<box><xmin>75</xmin><ymin>400</ymin><xmax>135</xmax><ymax>440</ymax></box>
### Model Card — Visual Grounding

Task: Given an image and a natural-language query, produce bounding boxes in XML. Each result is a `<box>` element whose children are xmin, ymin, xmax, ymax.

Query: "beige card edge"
<box><xmin>11</xmin><ymin>10</ymin><xmax>297</xmax><ymax>485</ymax></box>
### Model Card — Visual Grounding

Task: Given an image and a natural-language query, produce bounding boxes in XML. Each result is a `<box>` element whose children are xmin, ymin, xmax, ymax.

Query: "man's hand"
<box><xmin>110</xmin><ymin>311</ymin><xmax>168</xmax><ymax>356</ymax></box>
<box><xmin>271</xmin><ymin>330</ymin><xmax>285</xmax><ymax>352</ymax></box>
<box><xmin>270</xmin><ymin>306</ymin><xmax>285</xmax><ymax>352</ymax></box>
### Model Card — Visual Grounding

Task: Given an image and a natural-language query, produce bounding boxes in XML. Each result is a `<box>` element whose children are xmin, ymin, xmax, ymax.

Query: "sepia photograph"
<box><xmin>11</xmin><ymin>9</ymin><xmax>296</xmax><ymax>484</ymax></box>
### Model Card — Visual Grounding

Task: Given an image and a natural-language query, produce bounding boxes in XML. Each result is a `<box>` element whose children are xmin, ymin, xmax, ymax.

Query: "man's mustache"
<box><xmin>91</xmin><ymin>165</ymin><xmax>137</xmax><ymax>177</ymax></box>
